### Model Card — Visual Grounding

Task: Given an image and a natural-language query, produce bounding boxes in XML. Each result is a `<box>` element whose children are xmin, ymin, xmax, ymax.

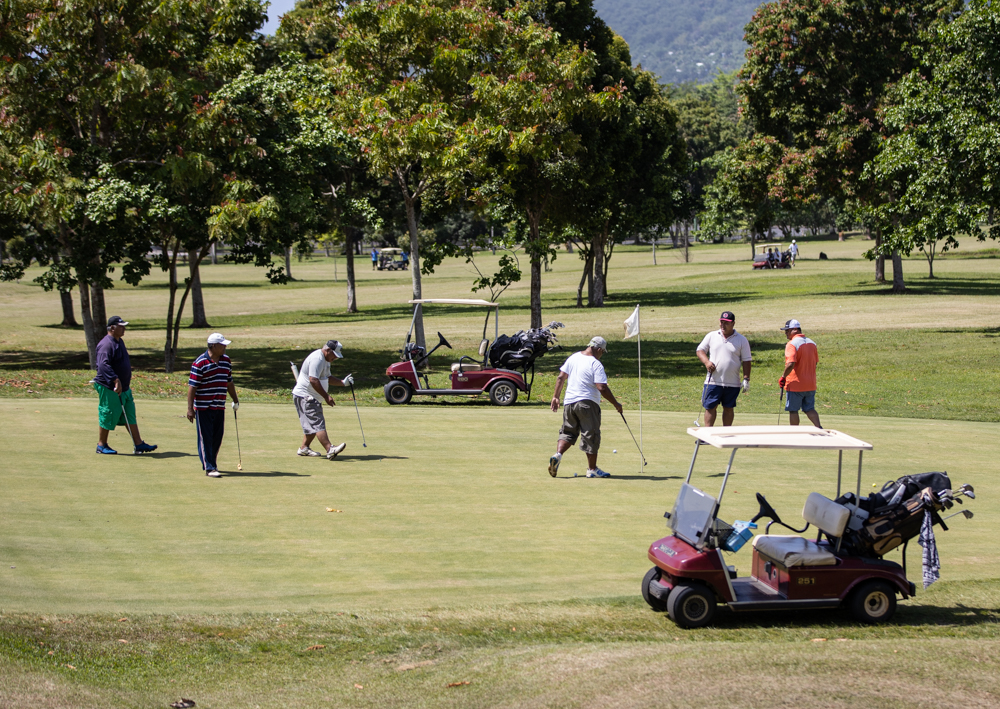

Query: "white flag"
<box><xmin>623</xmin><ymin>305</ymin><xmax>640</xmax><ymax>339</ymax></box>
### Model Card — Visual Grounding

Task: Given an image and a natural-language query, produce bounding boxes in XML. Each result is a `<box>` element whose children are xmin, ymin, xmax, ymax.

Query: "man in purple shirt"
<box><xmin>94</xmin><ymin>316</ymin><xmax>157</xmax><ymax>454</ymax></box>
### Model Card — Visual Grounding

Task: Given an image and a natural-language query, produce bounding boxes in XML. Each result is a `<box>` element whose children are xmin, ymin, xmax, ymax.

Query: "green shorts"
<box><xmin>94</xmin><ymin>383</ymin><xmax>136</xmax><ymax>431</ymax></box>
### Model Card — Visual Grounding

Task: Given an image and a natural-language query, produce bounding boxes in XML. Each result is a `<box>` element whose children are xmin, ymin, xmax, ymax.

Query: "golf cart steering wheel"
<box><xmin>437</xmin><ymin>332</ymin><xmax>452</xmax><ymax>349</ymax></box>
<box><xmin>752</xmin><ymin>492</ymin><xmax>809</xmax><ymax>534</ymax></box>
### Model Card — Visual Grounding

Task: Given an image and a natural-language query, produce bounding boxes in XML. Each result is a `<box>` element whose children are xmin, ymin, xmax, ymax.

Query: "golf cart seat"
<box><xmin>453</xmin><ymin>339</ymin><xmax>490</xmax><ymax>372</ymax></box>
<box><xmin>752</xmin><ymin>493</ymin><xmax>851</xmax><ymax>567</ymax></box>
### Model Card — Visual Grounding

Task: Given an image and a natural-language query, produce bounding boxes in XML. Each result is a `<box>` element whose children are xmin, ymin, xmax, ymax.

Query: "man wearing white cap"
<box><xmin>548</xmin><ymin>336</ymin><xmax>623</xmax><ymax>479</ymax></box>
<box><xmin>779</xmin><ymin>319</ymin><xmax>821</xmax><ymax>427</ymax></box>
<box><xmin>789</xmin><ymin>239</ymin><xmax>798</xmax><ymax>265</ymax></box>
<box><xmin>186</xmin><ymin>333</ymin><xmax>239</xmax><ymax>477</ymax></box>
<box><xmin>292</xmin><ymin>340</ymin><xmax>353</xmax><ymax>459</ymax></box>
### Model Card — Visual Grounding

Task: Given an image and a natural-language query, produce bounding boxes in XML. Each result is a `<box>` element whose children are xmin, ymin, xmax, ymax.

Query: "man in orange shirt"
<box><xmin>778</xmin><ymin>319</ymin><xmax>821</xmax><ymax>427</ymax></box>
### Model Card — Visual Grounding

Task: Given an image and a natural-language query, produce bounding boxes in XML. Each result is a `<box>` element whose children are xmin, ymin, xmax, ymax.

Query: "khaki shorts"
<box><xmin>294</xmin><ymin>395</ymin><xmax>326</xmax><ymax>434</ymax></box>
<box><xmin>558</xmin><ymin>400</ymin><xmax>602</xmax><ymax>454</ymax></box>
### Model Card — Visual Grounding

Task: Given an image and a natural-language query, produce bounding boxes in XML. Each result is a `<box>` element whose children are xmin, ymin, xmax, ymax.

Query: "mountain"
<box><xmin>593</xmin><ymin>0</ymin><xmax>760</xmax><ymax>83</ymax></box>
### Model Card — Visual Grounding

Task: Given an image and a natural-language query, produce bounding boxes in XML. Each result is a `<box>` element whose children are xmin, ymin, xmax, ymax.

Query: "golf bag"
<box><xmin>487</xmin><ymin>322</ymin><xmax>564</xmax><ymax>372</ymax></box>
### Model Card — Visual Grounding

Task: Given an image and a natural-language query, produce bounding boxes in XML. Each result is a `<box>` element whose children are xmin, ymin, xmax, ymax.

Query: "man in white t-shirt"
<box><xmin>696</xmin><ymin>311</ymin><xmax>752</xmax><ymax>426</ymax></box>
<box><xmin>548</xmin><ymin>336</ymin><xmax>623</xmax><ymax>479</ymax></box>
<box><xmin>292</xmin><ymin>340</ymin><xmax>354</xmax><ymax>459</ymax></box>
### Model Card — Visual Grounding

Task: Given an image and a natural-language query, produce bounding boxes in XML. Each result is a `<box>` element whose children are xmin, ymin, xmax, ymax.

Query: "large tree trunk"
<box><xmin>402</xmin><ymin>188</ymin><xmax>425</xmax><ymax>350</ymax></box>
<box><xmin>874</xmin><ymin>229</ymin><xmax>885</xmax><ymax>283</ymax></box>
<box><xmin>576</xmin><ymin>248</ymin><xmax>594</xmax><ymax>308</ymax></box>
<box><xmin>78</xmin><ymin>277</ymin><xmax>98</xmax><ymax>369</ymax></box>
<box><xmin>529</xmin><ymin>255</ymin><xmax>542</xmax><ymax>328</ymax></box>
<box><xmin>60</xmin><ymin>290</ymin><xmax>77</xmax><ymax>327</ymax></box>
<box><xmin>189</xmin><ymin>251</ymin><xmax>210</xmax><ymax>328</ymax></box>
<box><xmin>285</xmin><ymin>246</ymin><xmax>293</xmax><ymax>281</ymax></box>
<box><xmin>163</xmin><ymin>245</ymin><xmax>180</xmax><ymax>373</ymax></box>
<box><xmin>89</xmin><ymin>283</ymin><xmax>107</xmax><ymax>347</ymax></box>
<box><xmin>346</xmin><ymin>229</ymin><xmax>358</xmax><ymax>313</ymax></box>
<box><xmin>591</xmin><ymin>230</ymin><xmax>606</xmax><ymax>307</ymax></box>
<box><xmin>891</xmin><ymin>251</ymin><xmax>905</xmax><ymax>293</ymax></box>
<box><xmin>602</xmin><ymin>238</ymin><xmax>614</xmax><ymax>300</ymax></box>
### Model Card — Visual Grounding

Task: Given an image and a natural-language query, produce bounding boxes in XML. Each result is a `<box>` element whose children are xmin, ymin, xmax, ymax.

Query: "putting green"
<box><xmin>1</xmin><ymin>399</ymin><xmax>992</xmax><ymax>613</ymax></box>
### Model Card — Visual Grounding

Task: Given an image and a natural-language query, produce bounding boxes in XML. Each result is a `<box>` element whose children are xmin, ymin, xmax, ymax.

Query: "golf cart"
<box><xmin>752</xmin><ymin>243</ymin><xmax>791</xmax><ymax>269</ymax></box>
<box><xmin>642</xmin><ymin>426</ymin><xmax>975</xmax><ymax>628</ymax></box>
<box><xmin>383</xmin><ymin>299</ymin><xmax>563</xmax><ymax>406</ymax></box>
<box><xmin>377</xmin><ymin>248</ymin><xmax>408</xmax><ymax>271</ymax></box>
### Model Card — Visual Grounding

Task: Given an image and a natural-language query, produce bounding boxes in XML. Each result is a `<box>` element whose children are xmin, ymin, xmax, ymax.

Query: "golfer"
<box><xmin>93</xmin><ymin>316</ymin><xmax>157</xmax><ymax>455</ymax></box>
<box><xmin>789</xmin><ymin>240</ymin><xmax>799</xmax><ymax>265</ymax></box>
<box><xmin>548</xmin><ymin>336</ymin><xmax>623</xmax><ymax>479</ymax></box>
<box><xmin>186</xmin><ymin>333</ymin><xmax>239</xmax><ymax>477</ymax></box>
<box><xmin>779</xmin><ymin>319</ymin><xmax>821</xmax><ymax>427</ymax></box>
<box><xmin>696</xmin><ymin>311</ymin><xmax>752</xmax><ymax>426</ymax></box>
<box><xmin>371</xmin><ymin>248</ymin><xmax>378</xmax><ymax>270</ymax></box>
<box><xmin>292</xmin><ymin>340</ymin><xmax>353</xmax><ymax>459</ymax></box>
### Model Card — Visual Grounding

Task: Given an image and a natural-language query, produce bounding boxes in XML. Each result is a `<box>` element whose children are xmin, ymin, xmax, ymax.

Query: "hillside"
<box><xmin>593</xmin><ymin>0</ymin><xmax>761</xmax><ymax>83</ymax></box>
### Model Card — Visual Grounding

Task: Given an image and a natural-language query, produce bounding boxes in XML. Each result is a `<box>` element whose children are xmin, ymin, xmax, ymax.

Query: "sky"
<box><xmin>262</xmin><ymin>0</ymin><xmax>298</xmax><ymax>34</ymax></box>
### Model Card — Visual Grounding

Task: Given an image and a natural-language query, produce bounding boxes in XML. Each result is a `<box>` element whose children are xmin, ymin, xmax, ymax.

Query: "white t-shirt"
<box><xmin>293</xmin><ymin>349</ymin><xmax>331</xmax><ymax>400</ymax></box>
<box><xmin>697</xmin><ymin>330</ymin><xmax>752</xmax><ymax>387</ymax></box>
<box><xmin>559</xmin><ymin>351</ymin><xmax>608</xmax><ymax>405</ymax></box>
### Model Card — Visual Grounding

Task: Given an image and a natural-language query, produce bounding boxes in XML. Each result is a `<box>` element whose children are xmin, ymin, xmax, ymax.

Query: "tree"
<box><xmin>737</xmin><ymin>0</ymin><xmax>962</xmax><ymax>292</ymax></box>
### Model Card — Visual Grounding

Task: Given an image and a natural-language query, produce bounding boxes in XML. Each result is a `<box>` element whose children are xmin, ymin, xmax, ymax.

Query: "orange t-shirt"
<box><xmin>784</xmin><ymin>335</ymin><xmax>818</xmax><ymax>392</ymax></box>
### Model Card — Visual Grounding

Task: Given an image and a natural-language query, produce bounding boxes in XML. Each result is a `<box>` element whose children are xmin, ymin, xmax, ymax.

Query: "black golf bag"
<box><xmin>487</xmin><ymin>322</ymin><xmax>563</xmax><ymax>372</ymax></box>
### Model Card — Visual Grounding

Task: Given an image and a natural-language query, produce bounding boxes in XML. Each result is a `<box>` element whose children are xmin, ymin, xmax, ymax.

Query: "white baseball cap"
<box><xmin>588</xmin><ymin>336</ymin><xmax>608</xmax><ymax>351</ymax></box>
<box><xmin>325</xmin><ymin>340</ymin><xmax>344</xmax><ymax>358</ymax></box>
<box><xmin>779</xmin><ymin>319</ymin><xmax>802</xmax><ymax>331</ymax></box>
<box><xmin>207</xmin><ymin>333</ymin><xmax>232</xmax><ymax>345</ymax></box>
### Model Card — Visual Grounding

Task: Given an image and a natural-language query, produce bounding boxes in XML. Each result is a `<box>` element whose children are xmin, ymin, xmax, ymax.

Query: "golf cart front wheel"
<box><xmin>384</xmin><ymin>380</ymin><xmax>413</xmax><ymax>405</ymax></box>
<box><xmin>642</xmin><ymin>567</ymin><xmax>669</xmax><ymax>612</ymax></box>
<box><xmin>849</xmin><ymin>580</ymin><xmax>897</xmax><ymax>624</ymax></box>
<box><xmin>489</xmin><ymin>380</ymin><xmax>518</xmax><ymax>406</ymax></box>
<box><xmin>667</xmin><ymin>583</ymin><xmax>716</xmax><ymax>629</ymax></box>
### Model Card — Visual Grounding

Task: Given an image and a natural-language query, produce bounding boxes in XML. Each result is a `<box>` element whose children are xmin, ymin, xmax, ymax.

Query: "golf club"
<box><xmin>233</xmin><ymin>407</ymin><xmax>243</xmax><ymax>471</ymax></box>
<box><xmin>619</xmin><ymin>411</ymin><xmax>647</xmax><ymax>466</ymax></box>
<box><xmin>776</xmin><ymin>387</ymin><xmax>784</xmax><ymax>424</ymax></box>
<box><xmin>117</xmin><ymin>391</ymin><xmax>135</xmax><ymax>452</ymax></box>
<box><xmin>943</xmin><ymin>509</ymin><xmax>973</xmax><ymax>522</ymax></box>
<box><xmin>349</xmin><ymin>383</ymin><xmax>367</xmax><ymax>447</ymax></box>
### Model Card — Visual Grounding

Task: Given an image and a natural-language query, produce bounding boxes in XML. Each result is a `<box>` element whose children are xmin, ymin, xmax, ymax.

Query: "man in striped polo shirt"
<box><xmin>186</xmin><ymin>333</ymin><xmax>240</xmax><ymax>477</ymax></box>
<box><xmin>778</xmin><ymin>319</ymin><xmax>821</xmax><ymax>427</ymax></box>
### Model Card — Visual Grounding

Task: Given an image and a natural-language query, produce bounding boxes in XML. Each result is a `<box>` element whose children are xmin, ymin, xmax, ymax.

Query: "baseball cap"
<box><xmin>325</xmin><ymin>340</ymin><xmax>344</xmax><ymax>358</ymax></box>
<box><xmin>107</xmin><ymin>315</ymin><xmax>129</xmax><ymax>328</ymax></box>
<box><xmin>792</xmin><ymin>239</ymin><xmax>797</xmax><ymax>243</ymax></box>
<box><xmin>588</xmin><ymin>336</ymin><xmax>608</xmax><ymax>351</ymax></box>
<box><xmin>779</xmin><ymin>319</ymin><xmax>802</xmax><ymax>331</ymax></box>
<box><xmin>207</xmin><ymin>333</ymin><xmax>232</xmax><ymax>346</ymax></box>
<box><xmin>720</xmin><ymin>311</ymin><xmax>735</xmax><ymax>322</ymax></box>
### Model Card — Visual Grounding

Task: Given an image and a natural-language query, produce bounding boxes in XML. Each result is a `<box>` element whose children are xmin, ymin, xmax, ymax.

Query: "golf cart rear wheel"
<box><xmin>384</xmin><ymin>380</ymin><xmax>413</xmax><ymax>405</ymax></box>
<box><xmin>642</xmin><ymin>567</ymin><xmax>669</xmax><ymax>613</ymax></box>
<box><xmin>489</xmin><ymin>380</ymin><xmax>518</xmax><ymax>406</ymax></box>
<box><xmin>667</xmin><ymin>583</ymin><xmax>716</xmax><ymax>629</ymax></box>
<box><xmin>849</xmin><ymin>580</ymin><xmax>897</xmax><ymax>624</ymax></box>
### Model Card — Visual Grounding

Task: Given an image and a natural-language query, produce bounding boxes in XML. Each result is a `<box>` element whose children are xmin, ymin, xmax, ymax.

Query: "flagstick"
<box><xmin>637</xmin><ymin>303</ymin><xmax>643</xmax><ymax>473</ymax></box>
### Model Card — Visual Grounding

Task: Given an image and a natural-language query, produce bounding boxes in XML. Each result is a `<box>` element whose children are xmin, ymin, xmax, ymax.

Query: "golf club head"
<box><xmin>237</xmin><ymin>463</ymin><xmax>243</xmax><ymax>471</ymax></box>
<box><xmin>962</xmin><ymin>510</ymin><xmax>973</xmax><ymax>520</ymax></box>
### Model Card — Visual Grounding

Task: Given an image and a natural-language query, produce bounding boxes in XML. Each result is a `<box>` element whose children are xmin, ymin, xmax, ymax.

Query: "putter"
<box><xmin>777</xmin><ymin>387</ymin><xmax>784</xmax><ymax>424</ymax></box>
<box><xmin>349</xmin><ymin>383</ymin><xmax>367</xmax><ymax>447</ymax></box>
<box><xmin>233</xmin><ymin>408</ymin><xmax>243</xmax><ymax>471</ymax></box>
<box><xmin>619</xmin><ymin>411</ymin><xmax>647</xmax><ymax>466</ymax></box>
<box><xmin>117</xmin><ymin>392</ymin><xmax>135</xmax><ymax>453</ymax></box>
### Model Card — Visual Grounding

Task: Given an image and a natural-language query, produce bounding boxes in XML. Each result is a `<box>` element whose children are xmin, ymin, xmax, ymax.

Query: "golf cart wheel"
<box><xmin>849</xmin><ymin>580</ymin><xmax>897</xmax><ymax>624</ymax></box>
<box><xmin>489</xmin><ymin>380</ymin><xmax>518</xmax><ymax>406</ymax></box>
<box><xmin>384</xmin><ymin>380</ymin><xmax>413</xmax><ymax>405</ymax></box>
<box><xmin>667</xmin><ymin>583</ymin><xmax>716</xmax><ymax>629</ymax></box>
<box><xmin>642</xmin><ymin>567</ymin><xmax>669</xmax><ymax>613</ymax></box>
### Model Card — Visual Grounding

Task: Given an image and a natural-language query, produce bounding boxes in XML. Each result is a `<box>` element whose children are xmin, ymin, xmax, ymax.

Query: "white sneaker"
<box><xmin>206</xmin><ymin>470</ymin><xmax>222</xmax><ymax>478</ymax></box>
<box><xmin>586</xmin><ymin>468</ymin><xmax>611</xmax><ymax>478</ymax></box>
<box><xmin>298</xmin><ymin>447</ymin><xmax>322</xmax><ymax>457</ymax></box>
<box><xmin>327</xmin><ymin>442</ymin><xmax>347</xmax><ymax>460</ymax></box>
<box><xmin>548</xmin><ymin>453</ymin><xmax>562</xmax><ymax>477</ymax></box>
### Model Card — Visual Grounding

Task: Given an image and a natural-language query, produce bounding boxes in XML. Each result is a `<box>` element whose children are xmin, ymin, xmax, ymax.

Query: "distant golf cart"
<box><xmin>383</xmin><ymin>299</ymin><xmax>563</xmax><ymax>406</ymax></box>
<box><xmin>752</xmin><ymin>243</ymin><xmax>791</xmax><ymax>269</ymax></box>
<box><xmin>376</xmin><ymin>248</ymin><xmax>408</xmax><ymax>271</ymax></box>
<box><xmin>642</xmin><ymin>426</ymin><xmax>975</xmax><ymax>628</ymax></box>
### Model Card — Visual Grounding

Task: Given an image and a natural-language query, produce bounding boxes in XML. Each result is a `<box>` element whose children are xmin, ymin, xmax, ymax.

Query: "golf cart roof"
<box><xmin>754</xmin><ymin>243</ymin><xmax>784</xmax><ymax>253</ymax></box>
<box><xmin>381</xmin><ymin>247</ymin><xmax>404</xmax><ymax>254</ymax></box>
<box><xmin>687</xmin><ymin>426</ymin><xmax>873</xmax><ymax>451</ymax></box>
<box><xmin>409</xmin><ymin>299</ymin><xmax>499</xmax><ymax>307</ymax></box>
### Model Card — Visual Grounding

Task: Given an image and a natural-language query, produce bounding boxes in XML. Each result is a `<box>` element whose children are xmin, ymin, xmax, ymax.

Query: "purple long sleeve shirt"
<box><xmin>94</xmin><ymin>334</ymin><xmax>132</xmax><ymax>391</ymax></box>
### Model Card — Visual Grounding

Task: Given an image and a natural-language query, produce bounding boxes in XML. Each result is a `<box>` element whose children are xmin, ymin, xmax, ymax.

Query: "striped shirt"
<box><xmin>188</xmin><ymin>351</ymin><xmax>233</xmax><ymax>410</ymax></box>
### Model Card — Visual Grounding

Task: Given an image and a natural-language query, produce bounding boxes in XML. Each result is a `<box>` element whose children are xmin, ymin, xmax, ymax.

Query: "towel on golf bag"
<box><xmin>918</xmin><ymin>508</ymin><xmax>940</xmax><ymax>589</ymax></box>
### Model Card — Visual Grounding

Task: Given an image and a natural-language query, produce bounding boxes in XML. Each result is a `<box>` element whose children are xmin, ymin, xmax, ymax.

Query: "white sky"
<box><xmin>261</xmin><ymin>0</ymin><xmax>299</xmax><ymax>35</ymax></box>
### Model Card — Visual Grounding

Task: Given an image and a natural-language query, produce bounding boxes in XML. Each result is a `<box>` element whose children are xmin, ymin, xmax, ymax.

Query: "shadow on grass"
<box><xmin>220</xmin><ymin>470</ymin><xmax>310</xmax><ymax>478</ymax></box>
<box><xmin>336</xmin><ymin>454</ymin><xmax>408</xmax><ymax>462</ymax></box>
<box><xmin>146</xmin><ymin>451</ymin><xmax>196</xmax><ymax>459</ymax></box>
<box><xmin>831</xmin><ymin>276</ymin><xmax>1000</xmax><ymax>298</ymax></box>
<box><xmin>605</xmin><ymin>290</ymin><xmax>754</xmax><ymax>310</ymax></box>
<box><xmin>573</xmin><ymin>474</ymin><xmax>682</xmax><ymax>481</ymax></box>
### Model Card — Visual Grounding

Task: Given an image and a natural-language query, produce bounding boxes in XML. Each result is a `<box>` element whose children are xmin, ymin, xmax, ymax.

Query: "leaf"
<box><xmin>447</xmin><ymin>681</ymin><xmax>471</xmax><ymax>687</ymax></box>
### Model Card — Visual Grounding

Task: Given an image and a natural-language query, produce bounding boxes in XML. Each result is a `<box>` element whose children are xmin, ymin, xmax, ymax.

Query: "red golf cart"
<box><xmin>643</xmin><ymin>426</ymin><xmax>974</xmax><ymax>628</ymax></box>
<box><xmin>383</xmin><ymin>299</ymin><xmax>563</xmax><ymax>406</ymax></box>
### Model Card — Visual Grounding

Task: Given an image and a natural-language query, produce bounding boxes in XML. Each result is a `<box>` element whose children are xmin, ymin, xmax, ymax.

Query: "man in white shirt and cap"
<box><xmin>292</xmin><ymin>340</ymin><xmax>354</xmax><ymax>459</ymax></box>
<box><xmin>548</xmin><ymin>336</ymin><xmax>623</xmax><ymax>478</ymax></box>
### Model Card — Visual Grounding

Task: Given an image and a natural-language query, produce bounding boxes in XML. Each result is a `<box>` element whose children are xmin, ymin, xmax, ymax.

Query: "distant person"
<box><xmin>548</xmin><ymin>336</ymin><xmax>623</xmax><ymax>479</ymax></box>
<box><xmin>93</xmin><ymin>316</ymin><xmax>157</xmax><ymax>455</ymax></box>
<box><xmin>696</xmin><ymin>311</ymin><xmax>752</xmax><ymax>426</ymax></box>
<box><xmin>778</xmin><ymin>319</ymin><xmax>821</xmax><ymax>427</ymax></box>
<box><xmin>401</xmin><ymin>251</ymin><xmax>409</xmax><ymax>268</ymax></box>
<box><xmin>292</xmin><ymin>340</ymin><xmax>353</xmax><ymax>459</ymax></box>
<box><xmin>789</xmin><ymin>240</ymin><xmax>799</xmax><ymax>265</ymax></box>
<box><xmin>187</xmin><ymin>333</ymin><xmax>239</xmax><ymax>477</ymax></box>
<box><xmin>371</xmin><ymin>248</ymin><xmax>378</xmax><ymax>270</ymax></box>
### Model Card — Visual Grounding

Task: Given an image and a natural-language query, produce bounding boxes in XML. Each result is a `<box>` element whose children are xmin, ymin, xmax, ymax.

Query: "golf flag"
<box><xmin>623</xmin><ymin>305</ymin><xmax>643</xmax><ymax>470</ymax></box>
<box><xmin>624</xmin><ymin>305</ymin><xmax>640</xmax><ymax>339</ymax></box>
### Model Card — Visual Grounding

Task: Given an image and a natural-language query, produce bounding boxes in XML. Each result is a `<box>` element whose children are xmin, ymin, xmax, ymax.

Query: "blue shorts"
<box><xmin>702</xmin><ymin>384</ymin><xmax>740</xmax><ymax>410</ymax></box>
<box><xmin>785</xmin><ymin>390</ymin><xmax>816</xmax><ymax>412</ymax></box>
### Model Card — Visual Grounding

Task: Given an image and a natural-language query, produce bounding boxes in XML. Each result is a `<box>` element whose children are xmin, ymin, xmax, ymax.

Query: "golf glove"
<box><xmin>741</xmin><ymin>378</ymin><xmax>750</xmax><ymax>394</ymax></box>
<box><xmin>232</xmin><ymin>401</ymin><xmax>239</xmax><ymax>412</ymax></box>
<box><xmin>342</xmin><ymin>374</ymin><xmax>354</xmax><ymax>387</ymax></box>
<box><xmin>778</xmin><ymin>376</ymin><xmax>787</xmax><ymax>389</ymax></box>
